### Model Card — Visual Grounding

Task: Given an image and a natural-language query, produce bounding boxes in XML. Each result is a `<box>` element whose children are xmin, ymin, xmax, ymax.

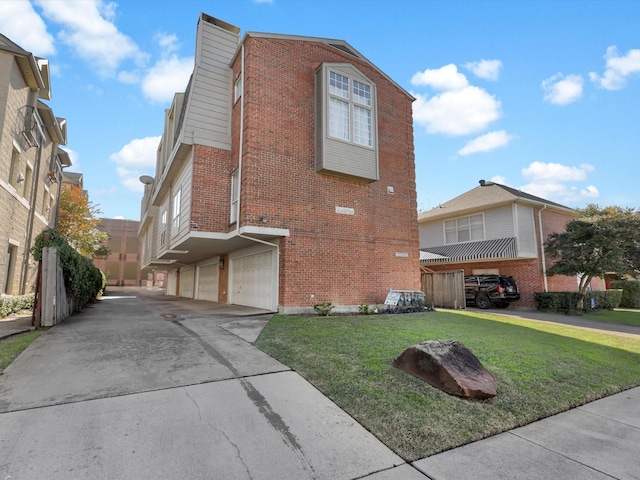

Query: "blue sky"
<box><xmin>1</xmin><ymin>0</ymin><xmax>639</xmax><ymax>219</ymax></box>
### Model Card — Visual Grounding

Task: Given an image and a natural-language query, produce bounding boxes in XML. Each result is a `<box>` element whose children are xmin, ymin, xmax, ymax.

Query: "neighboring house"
<box><xmin>418</xmin><ymin>180</ymin><xmax>605</xmax><ymax>308</ymax></box>
<box><xmin>139</xmin><ymin>13</ymin><xmax>420</xmax><ymax>313</ymax></box>
<box><xmin>94</xmin><ymin>218</ymin><xmax>142</xmax><ymax>287</ymax></box>
<box><xmin>0</xmin><ymin>34</ymin><xmax>70</xmax><ymax>295</ymax></box>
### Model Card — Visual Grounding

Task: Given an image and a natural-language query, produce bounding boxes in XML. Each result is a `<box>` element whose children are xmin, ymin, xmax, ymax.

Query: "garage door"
<box><xmin>231</xmin><ymin>250</ymin><xmax>275</xmax><ymax>310</ymax></box>
<box><xmin>180</xmin><ymin>266</ymin><xmax>194</xmax><ymax>298</ymax></box>
<box><xmin>196</xmin><ymin>263</ymin><xmax>219</xmax><ymax>301</ymax></box>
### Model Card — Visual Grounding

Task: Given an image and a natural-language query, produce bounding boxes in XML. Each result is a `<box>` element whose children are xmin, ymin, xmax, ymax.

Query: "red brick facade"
<box><xmin>220</xmin><ymin>37</ymin><xmax>420</xmax><ymax>309</ymax></box>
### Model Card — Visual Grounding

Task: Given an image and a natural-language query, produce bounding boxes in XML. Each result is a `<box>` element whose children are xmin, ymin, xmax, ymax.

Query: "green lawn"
<box><xmin>582</xmin><ymin>308</ymin><xmax>640</xmax><ymax>326</ymax></box>
<box><xmin>255</xmin><ymin>310</ymin><xmax>640</xmax><ymax>461</ymax></box>
<box><xmin>0</xmin><ymin>331</ymin><xmax>42</xmax><ymax>374</ymax></box>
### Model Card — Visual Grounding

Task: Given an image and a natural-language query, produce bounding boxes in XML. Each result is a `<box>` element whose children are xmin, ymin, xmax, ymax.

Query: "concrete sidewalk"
<box><xmin>1</xmin><ymin>290</ymin><xmax>639</xmax><ymax>479</ymax></box>
<box><xmin>0</xmin><ymin>313</ymin><xmax>34</xmax><ymax>340</ymax></box>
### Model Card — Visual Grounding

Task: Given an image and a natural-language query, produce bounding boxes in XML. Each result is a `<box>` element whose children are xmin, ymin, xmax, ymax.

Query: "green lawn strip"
<box><xmin>255</xmin><ymin>311</ymin><xmax>640</xmax><ymax>461</ymax></box>
<box><xmin>0</xmin><ymin>331</ymin><xmax>42</xmax><ymax>373</ymax></box>
<box><xmin>581</xmin><ymin>308</ymin><xmax>640</xmax><ymax>327</ymax></box>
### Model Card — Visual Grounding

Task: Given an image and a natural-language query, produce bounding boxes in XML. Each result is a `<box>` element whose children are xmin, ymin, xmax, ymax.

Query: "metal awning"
<box><xmin>420</xmin><ymin>237</ymin><xmax>518</xmax><ymax>264</ymax></box>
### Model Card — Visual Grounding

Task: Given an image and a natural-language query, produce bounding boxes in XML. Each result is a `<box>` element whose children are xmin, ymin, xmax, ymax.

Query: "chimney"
<box><xmin>479</xmin><ymin>179</ymin><xmax>486</xmax><ymax>186</ymax></box>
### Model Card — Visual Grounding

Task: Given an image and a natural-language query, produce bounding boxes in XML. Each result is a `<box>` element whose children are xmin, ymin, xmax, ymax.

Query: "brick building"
<box><xmin>93</xmin><ymin>218</ymin><xmax>142</xmax><ymax>287</ymax></box>
<box><xmin>0</xmin><ymin>34</ymin><xmax>70</xmax><ymax>295</ymax></box>
<box><xmin>418</xmin><ymin>180</ymin><xmax>606</xmax><ymax>308</ymax></box>
<box><xmin>139</xmin><ymin>13</ymin><xmax>420</xmax><ymax>313</ymax></box>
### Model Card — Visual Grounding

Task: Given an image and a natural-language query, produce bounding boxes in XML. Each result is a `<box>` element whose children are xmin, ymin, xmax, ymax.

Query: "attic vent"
<box><xmin>328</xmin><ymin>43</ymin><xmax>359</xmax><ymax>58</ymax></box>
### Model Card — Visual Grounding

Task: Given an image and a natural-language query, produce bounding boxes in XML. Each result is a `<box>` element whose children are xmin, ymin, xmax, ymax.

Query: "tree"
<box><xmin>545</xmin><ymin>204</ymin><xmax>640</xmax><ymax>310</ymax></box>
<box><xmin>57</xmin><ymin>185</ymin><xmax>110</xmax><ymax>258</ymax></box>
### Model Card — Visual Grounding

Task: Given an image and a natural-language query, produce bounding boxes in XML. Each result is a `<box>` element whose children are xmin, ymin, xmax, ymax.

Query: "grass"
<box><xmin>0</xmin><ymin>331</ymin><xmax>42</xmax><ymax>374</ymax></box>
<box><xmin>582</xmin><ymin>308</ymin><xmax>640</xmax><ymax>326</ymax></box>
<box><xmin>254</xmin><ymin>310</ymin><xmax>640</xmax><ymax>461</ymax></box>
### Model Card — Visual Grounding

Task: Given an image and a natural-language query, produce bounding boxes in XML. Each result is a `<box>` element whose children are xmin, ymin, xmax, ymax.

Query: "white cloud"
<box><xmin>589</xmin><ymin>46</ymin><xmax>640</xmax><ymax>90</ymax></box>
<box><xmin>411</xmin><ymin>64</ymin><xmax>469</xmax><ymax>91</ymax></box>
<box><xmin>542</xmin><ymin>73</ymin><xmax>584</xmax><ymax>105</ymax></box>
<box><xmin>517</xmin><ymin>161</ymin><xmax>599</xmax><ymax>204</ymax></box>
<box><xmin>109</xmin><ymin>136</ymin><xmax>161</xmax><ymax>192</ymax></box>
<box><xmin>458</xmin><ymin>130</ymin><xmax>513</xmax><ymax>155</ymax></box>
<box><xmin>0</xmin><ymin>0</ymin><xmax>55</xmax><ymax>56</ymax></box>
<box><xmin>463</xmin><ymin>59</ymin><xmax>502</xmax><ymax>81</ymax></box>
<box><xmin>34</xmin><ymin>0</ymin><xmax>145</xmax><ymax>77</ymax></box>
<box><xmin>520</xmin><ymin>182</ymin><xmax>599</xmax><ymax>204</ymax></box>
<box><xmin>141</xmin><ymin>56</ymin><xmax>193</xmax><ymax>103</ymax></box>
<box><xmin>521</xmin><ymin>161</ymin><xmax>594</xmax><ymax>182</ymax></box>
<box><xmin>155</xmin><ymin>32</ymin><xmax>179</xmax><ymax>52</ymax></box>
<box><xmin>413</xmin><ymin>86</ymin><xmax>502</xmax><ymax>136</ymax></box>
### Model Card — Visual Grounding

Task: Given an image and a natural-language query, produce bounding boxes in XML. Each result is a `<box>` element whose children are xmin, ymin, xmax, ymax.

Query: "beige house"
<box><xmin>0</xmin><ymin>34</ymin><xmax>70</xmax><ymax>295</ymax></box>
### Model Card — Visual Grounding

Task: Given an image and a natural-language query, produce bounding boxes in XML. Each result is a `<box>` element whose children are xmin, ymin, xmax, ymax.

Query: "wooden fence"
<box><xmin>35</xmin><ymin>247</ymin><xmax>74</xmax><ymax>327</ymax></box>
<box><xmin>421</xmin><ymin>268</ymin><xmax>466</xmax><ymax>309</ymax></box>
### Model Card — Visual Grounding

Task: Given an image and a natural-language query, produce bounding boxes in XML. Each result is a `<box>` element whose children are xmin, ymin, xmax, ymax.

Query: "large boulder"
<box><xmin>393</xmin><ymin>340</ymin><xmax>497</xmax><ymax>400</ymax></box>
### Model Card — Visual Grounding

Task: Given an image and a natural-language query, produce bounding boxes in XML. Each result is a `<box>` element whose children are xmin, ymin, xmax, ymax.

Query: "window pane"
<box><xmin>329</xmin><ymin>72</ymin><xmax>349</xmax><ymax>99</ymax></box>
<box><xmin>329</xmin><ymin>98</ymin><xmax>350</xmax><ymax>140</ymax></box>
<box><xmin>353</xmin><ymin>106</ymin><xmax>372</xmax><ymax>146</ymax></box>
<box><xmin>353</xmin><ymin>80</ymin><xmax>371</xmax><ymax>106</ymax></box>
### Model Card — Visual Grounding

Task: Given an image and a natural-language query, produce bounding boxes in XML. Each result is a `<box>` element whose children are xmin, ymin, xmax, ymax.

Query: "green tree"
<box><xmin>57</xmin><ymin>185</ymin><xmax>110</xmax><ymax>258</ymax></box>
<box><xmin>545</xmin><ymin>204</ymin><xmax>640</xmax><ymax>310</ymax></box>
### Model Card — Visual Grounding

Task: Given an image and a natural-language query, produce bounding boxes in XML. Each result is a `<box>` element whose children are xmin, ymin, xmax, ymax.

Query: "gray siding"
<box><xmin>516</xmin><ymin>204</ymin><xmax>537</xmax><ymax>257</ymax></box>
<box><xmin>172</xmin><ymin>156</ymin><xmax>193</xmax><ymax>244</ymax></box>
<box><xmin>315</xmin><ymin>63</ymin><xmax>378</xmax><ymax>181</ymax></box>
<box><xmin>484</xmin><ymin>205</ymin><xmax>515</xmax><ymax>240</ymax></box>
<box><xmin>419</xmin><ymin>221</ymin><xmax>444</xmax><ymax>248</ymax></box>
<box><xmin>182</xmin><ymin>17</ymin><xmax>239</xmax><ymax>150</ymax></box>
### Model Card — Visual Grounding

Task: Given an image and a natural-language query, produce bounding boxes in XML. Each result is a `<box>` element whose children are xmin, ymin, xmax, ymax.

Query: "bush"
<box><xmin>534</xmin><ymin>290</ymin><xmax>622</xmax><ymax>314</ymax></box>
<box><xmin>0</xmin><ymin>294</ymin><xmax>35</xmax><ymax>318</ymax></box>
<box><xmin>31</xmin><ymin>228</ymin><xmax>103</xmax><ymax>313</ymax></box>
<box><xmin>313</xmin><ymin>302</ymin><xmax>334</xmax><ymax>316</ymax></box>
<box><xmin>610</xmin><ymin>280</ymin><xmax>640</xmax><ymax>308</ymax></box>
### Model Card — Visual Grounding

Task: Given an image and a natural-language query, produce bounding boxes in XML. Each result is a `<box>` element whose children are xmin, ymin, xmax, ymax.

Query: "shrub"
<box><xmin>534</xmin><ymin>290</ymin><xmax>622</xmax><ymax>314</ymax></box>
<box><xmin>31</xmin><ymin>228</ymin><xmax>103</xmax><ymax>313</ymax></box>
<box><xmin>610</xmin><ymin>280</ymin><xmax>640</xmax><ymax>309</ymax></box>
<box><xmin>313</xmin><ymin>302</ymin><xmax>333</xmax><ymax>316</ymax></box>
<box><xmin>0</xmin><ymin>294</ymin><xmax>35</xmax><ymax>318</ymax></box>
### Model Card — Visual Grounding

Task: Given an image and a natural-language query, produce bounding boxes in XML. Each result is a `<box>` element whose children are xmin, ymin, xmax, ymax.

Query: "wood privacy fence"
<box><xmin>34</xmin><ymin>247</ymin><xmax>74</xmax><ymax>327</ymax></box>
<box><xmin>421</xmin><ymin>268</ymin><xmax>466</xmax><ymax>309</ymax></box>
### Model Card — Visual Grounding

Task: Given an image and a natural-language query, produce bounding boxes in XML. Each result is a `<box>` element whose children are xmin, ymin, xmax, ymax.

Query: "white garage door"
<box><xmin>180</xmin><ymin>266</ymin><xmax>194</xmax><ymax>298</ymax></box>
<box><xmin>196</xmin><ymin>263</ymin><xmax>219</xmax><ymax>301</ymax></box>
<box><xmin>231</xmin><ymin>250</ymin><xmax>275</xmax><ymax>310</ymax></box>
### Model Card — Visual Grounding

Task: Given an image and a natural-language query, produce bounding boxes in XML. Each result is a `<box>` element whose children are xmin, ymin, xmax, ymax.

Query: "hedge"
<box><xmin>609</xmin><ymin>280</ymin><xmax>640</xmax><ymax>309</ymax></box>
<box><xmin>31</xmin><ymin>228</ymin><xmax>104</xmax><ymax>313</ymax></box>
<box><xmin>0</xmin><ymin>294</ymin><xmax>35</xmax><ymax>318</ymax></box>
<box><xmin>534</xmin><ymin>290</ymin><xmax>622</xmax><ymax>314</ymax></box>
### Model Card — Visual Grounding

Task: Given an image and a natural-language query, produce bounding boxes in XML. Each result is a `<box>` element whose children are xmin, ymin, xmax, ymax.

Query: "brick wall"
<box><xmin>225</xmin><ymin>37</ymin><xmax>420</xmax><ymax>308</ymax></box>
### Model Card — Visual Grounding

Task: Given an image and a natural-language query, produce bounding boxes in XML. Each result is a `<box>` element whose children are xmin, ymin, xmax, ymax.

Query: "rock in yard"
<box><xmin>393</xmin><ymin>340</ymin><xmax>497</xmax><ymax>400</ymax></box>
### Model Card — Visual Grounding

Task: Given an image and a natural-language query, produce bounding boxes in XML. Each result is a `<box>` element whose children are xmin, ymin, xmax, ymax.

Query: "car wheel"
<box><xmin>475</xmin><ymin>294</ymin><xmax>491</xmax><ymax>309</ymax></box>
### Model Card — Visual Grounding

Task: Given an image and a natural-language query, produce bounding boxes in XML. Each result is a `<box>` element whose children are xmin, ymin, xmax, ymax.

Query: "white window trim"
<box><xmin>160</xmin><ymin>210</ymin><xmax>167</xmax><ymax>247</ymax></box>
<box><xmin>444</xmin><ymin>213</ymin><xmax>485</xmax><ymax>244</ymax></box>
<box><xmin>230</xmin><ymin>170</ymin><xmax>239</xmax><ymax>224</ymax></box>
<box><xmin>171</xmin><ymin>189</ymin><xmax>181</xmax><ymax>237</ymax></box>
<box><xmin>327</xmin><ymin>69</ymin><xmax>374</xmax><ymax>149</ymax></box>
<box><xmin>234</xmin><ymin>73</ymin><xmax>243</xmax><ymax>103</ymax></box>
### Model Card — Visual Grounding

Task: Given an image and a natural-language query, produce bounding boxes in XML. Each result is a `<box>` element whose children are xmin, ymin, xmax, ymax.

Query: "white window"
<box><xmin>234</xmin><ymin>73</ymin><xmax>243</xmax><ymax>103</ymax></box>
<box><xmin>230</xmin><ymin>170</ymin><xmax>239</xmax><ymax>223</ymax></box>
<box><xmin>445</xmin><ymin>214</ymin><xmax>484</xmax><ymax>244</ymax></box>
<box><xmin>171</xmin><ymin>189</ymin><xmax>181</xmax><ymax>236</ymax></box>
<box><xmin>327</xmin><ymin>70</ymin><xmax>373</xmax><ymax>147</ymax></box>
<box><xmin>160</xmin><ymin>210</ymin><xmax>167</xmax><ymax>247</ymax></box>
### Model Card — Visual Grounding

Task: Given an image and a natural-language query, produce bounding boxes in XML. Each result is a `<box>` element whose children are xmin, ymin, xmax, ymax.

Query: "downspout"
<box><xmin>233</xmin><ymin>41</ymin><xmax>280</xmax><ymax>311</ymax></box>
<box><xmin>538</xmin><ymin>204</ymin><xmax>548</xmax><ymax>292</ymax></box>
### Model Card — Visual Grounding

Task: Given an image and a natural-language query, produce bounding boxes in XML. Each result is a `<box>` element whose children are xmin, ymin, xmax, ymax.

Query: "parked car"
<box><xmin>464</xmin><ymin>275</ymin><xmax>521</xmax><ymax>309</ymax></box>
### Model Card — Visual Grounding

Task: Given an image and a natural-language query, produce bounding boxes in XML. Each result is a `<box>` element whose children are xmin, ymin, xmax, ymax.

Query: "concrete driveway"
<box><xmin>0</xmin><ymin>288</ymin><xmax>410</xmax><ymax>480</ymax></box>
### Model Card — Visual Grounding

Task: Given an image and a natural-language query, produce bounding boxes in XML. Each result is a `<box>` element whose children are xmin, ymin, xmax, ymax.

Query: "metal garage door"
<box><xmin>196</xmin><ymin>263</ymin><xmax>219</xmax><ymax>301</ymax></box>
<box><xmin>231</xmin><ymin>250</ymin><xmax>275</xmax><ymax>310</ymax></box>
<box><xmin>180</xmin><ymin>266</ymin><xmax>194</xmax><ymax>298</ymax></box>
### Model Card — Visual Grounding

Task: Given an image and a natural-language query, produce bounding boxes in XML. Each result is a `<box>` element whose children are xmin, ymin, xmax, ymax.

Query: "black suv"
<box><xmin>464</xmin><ymin>275</ymin><xmax>520</xmax><ymax>309</ymax></box>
